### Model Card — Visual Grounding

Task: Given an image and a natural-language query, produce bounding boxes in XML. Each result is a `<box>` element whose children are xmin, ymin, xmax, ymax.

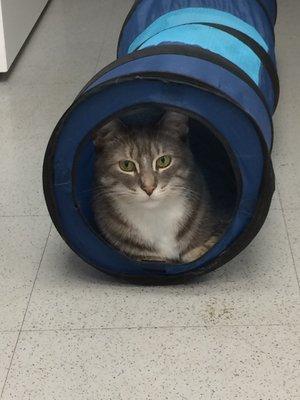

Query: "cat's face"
<box><xmin>93</xmin><ymin>111</ymin><xmax>195</xmax><ymax>208</ymax></box>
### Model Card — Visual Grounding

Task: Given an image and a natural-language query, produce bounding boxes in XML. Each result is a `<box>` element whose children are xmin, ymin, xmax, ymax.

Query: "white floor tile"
<box><xmin>274</xmin><ymin>158</ymin><xmax>300</xmax><ymax>211</ymax></box>
<box><xmin>284</xmin><ymin>208</ymin><xmax>300</xmax><ymax>282</ymax></box>
<box><xmin>0</xmin><ymin>139</ymin><xmax>47</xmax><ymax>216</ymax></box>
<box><xmin>23</xmin><ymin>209</ymin><xmax>299</xmax><ymax>330</ymax></box>
<box><xmin>95</xmin><ymin>0</ymin><xmax>134</xmax><ymax>71</ymax></box>
<box><xmin>3</xmin><ymin>0</ymin><xmax>115</xmax><ymax>87</ymax></box>
<box><xmin>0</xmin><ymin>82</ymin><xmax>79</xmax><ymax>145</ymax></box>
<box><xmin>0</xmin><ymin>82</ymin><xmax>79</xmax><ymax>216</ymax></box>
<box><xmin>270</xmin><ymin>190</ymin><xmax>281</xmax><ymax>210</ymax></box>
<box><xmin>0</xmin><ymin>217</ymin><xmax>51</xmax><ymax>331</ymax></box>
<box><xmin>2</xmin><ymin>326</ymin><xmax>299</xmax><ymax>400</ymax></box>
<box><xmin>273</xmin><ymin>0</ymin><xmax>300</xmax><ymax>211</ymax></box>
<box><xmin>0</xmin><ymin>332</ymin><xmax>18</xmax><ymax>394</ymax></box>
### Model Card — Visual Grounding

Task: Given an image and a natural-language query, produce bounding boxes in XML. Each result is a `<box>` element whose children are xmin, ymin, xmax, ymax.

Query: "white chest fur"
<box><xmin>117</xmin><ymin>196</ymin><xmax>187</xmax><ymax>259</ymax></box>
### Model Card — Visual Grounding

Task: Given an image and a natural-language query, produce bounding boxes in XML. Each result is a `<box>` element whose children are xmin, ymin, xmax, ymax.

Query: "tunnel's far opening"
<box><xmin>72</xmin><ymin>105</ymin><xmax>240</xmax><ymax>265</ymax></box>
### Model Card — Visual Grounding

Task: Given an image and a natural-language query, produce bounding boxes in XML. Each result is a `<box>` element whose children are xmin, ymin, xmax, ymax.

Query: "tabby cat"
<box><xmin>92</xmin><ymin>111</ymin><xmax>226</xmax><ymax>263</ymax></box>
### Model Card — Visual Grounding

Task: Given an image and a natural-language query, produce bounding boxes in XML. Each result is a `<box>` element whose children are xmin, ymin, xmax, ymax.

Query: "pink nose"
<box><xmin>141</xmin><ymin>184</ymin><xmax>156</xmax><ymax>196</ymax></box>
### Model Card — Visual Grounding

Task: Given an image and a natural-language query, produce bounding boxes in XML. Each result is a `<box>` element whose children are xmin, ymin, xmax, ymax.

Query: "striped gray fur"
<box><xmin>92</xmin><ymin>111</ymin><xmax>228</xmax><ymax>263</ymax></box>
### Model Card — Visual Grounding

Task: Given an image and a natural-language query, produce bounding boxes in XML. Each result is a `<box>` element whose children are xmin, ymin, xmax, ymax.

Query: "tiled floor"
<box><xmin>0</xmin><ymin>0</ymin><xmax>299</xmax><ymax>399</ymax></box>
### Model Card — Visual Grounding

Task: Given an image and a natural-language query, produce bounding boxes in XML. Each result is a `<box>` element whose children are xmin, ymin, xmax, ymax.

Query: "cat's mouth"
<box><xmin>134</xmin><ymin>187</ymin><xmax>169</xmax><ymax>206</ymax></box>
<box><xmin>139</xmin><ymin>194</ymin><xmax>161</xmax><ymax>207</ymax></box>
<box><xmin>142</xmin><ymin>195</ymin><xmax>158</xmax><ymax>202</ymax></box>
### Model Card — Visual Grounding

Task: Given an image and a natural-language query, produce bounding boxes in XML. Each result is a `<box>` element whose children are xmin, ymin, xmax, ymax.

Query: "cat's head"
<box><xmin>93</xmin><ymin>110</ymin><xmax>196</xmax><ymax>207</ymax></box>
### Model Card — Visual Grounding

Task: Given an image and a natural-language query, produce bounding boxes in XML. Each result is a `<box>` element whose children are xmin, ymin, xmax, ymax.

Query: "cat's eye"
<box><xmin>156</xmin><ymin>155</ymin><xmax>172</xmax><ymax>169</ymax></box>
<box><xmin>119</xmin><ymin>160</ymin><xmax>136</xmax><ymax>172</ymax></box>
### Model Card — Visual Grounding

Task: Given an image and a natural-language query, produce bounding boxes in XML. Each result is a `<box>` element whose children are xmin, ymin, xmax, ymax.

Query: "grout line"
<box><xmin>235</xmin><ymin>330</ymin><xmax>291</xmax><ymax>399</ymax></box>
<box><xmin>93</xmin><ymin>0</ymin><xmax>119</xmax><ymax>73</ymax></box>
<box><xmin>19</xmin><ymin>223</ymin><xmax>53</xmax><ymax>326</ymax></box>
<box><xmin>277</xmin><ymin>188</ymin><xmax>300</xmax><ymax>292</ymax></box>
<box><xmin>0</xmin><ymin>0</ymin><xmax>53</xmax><ymax>80</ymax></box>
<box><xmin>17</xmin><ymin>323</ymin><xmax>300</xmax><ymax>334</ymax></box>
<box><xmin>0</xmin><ymin>224</ymin><xmax>52</xmax><ymax>400</ymax></box>
<box><xmin>94</xmin><ymin>0</ymin><xmax>122</xmax><ymax>73</ymax></box>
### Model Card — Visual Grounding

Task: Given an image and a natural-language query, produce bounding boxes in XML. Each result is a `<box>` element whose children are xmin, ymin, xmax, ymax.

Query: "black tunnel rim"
<box><xmin>43</xmin><ymin>68</ymin><xmax>275</xmax><ymax>283</ymax></box>
<box><xmin>79</xmin><ymin>44</ymin><xmax>276</xmax><ymax>134</ymax></box>
<box><xmin>72</xmin><ymin>102</ymin><xmax>243</xmax><ymax>275</ymax></box>
<box><xmin>117</xmin><ymin>0</ymin><xmax>276</xmax><ymax>57</ymax></box>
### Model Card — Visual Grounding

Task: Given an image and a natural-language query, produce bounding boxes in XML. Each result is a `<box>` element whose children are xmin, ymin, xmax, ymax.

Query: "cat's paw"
<box><xmin>181</xmin><ymin>245</ymin><xmax>208</xmax><ymax>263</ymax></box>
<box><xmin>181</xmin><ymin>236</ymin><xmax>219</xmax><ymax>263</ymax></box>
<box><xmin>204</xmin><ymin>235</ymin><xmax>219</xmax><ymax>248</ymax></box>
<box><xmin>137</xmin><ymin>255</ymin><xmax>166</xmax><ymax>263</ymax></box>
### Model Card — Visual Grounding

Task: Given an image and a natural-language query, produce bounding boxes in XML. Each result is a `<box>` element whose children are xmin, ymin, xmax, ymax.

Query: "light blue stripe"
<box><xmin>128</xmin><ymin>7</ymin><xmax>269</xmax><ymax>54</ymax></box>
<box><xmin>135</xmin><ymin>24</ymin><xmax>262</xmax><ymax>84</ymax></box>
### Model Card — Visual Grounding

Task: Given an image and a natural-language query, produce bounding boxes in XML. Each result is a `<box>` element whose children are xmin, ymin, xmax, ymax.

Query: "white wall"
<box><xmin>0</xmin><ymin>0</ymin><xmax>48</xmax><ymax>72</ymax></box>
<box><xmin>0</xmin><ymin>1</ymin><xmax>7</xmax><ymax>71</ymax></box>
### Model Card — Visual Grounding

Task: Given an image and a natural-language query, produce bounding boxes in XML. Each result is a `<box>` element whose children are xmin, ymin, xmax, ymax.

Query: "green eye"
<box><xmin>156</xmin><ymin>155</ymin><xmax>172</xmax><ymax>169</ymax></box>
<box><xmin>119</xmin><ymin>160</ymin><xmax>136</xmax><ymax>172</ymax></box>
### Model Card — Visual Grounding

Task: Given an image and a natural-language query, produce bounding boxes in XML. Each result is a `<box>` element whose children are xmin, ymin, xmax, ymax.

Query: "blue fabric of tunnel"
<box><xmin>131</xmin><ymin>24</ymin><xmax>263</xmax><ymax>84</ymax></box>
<box><xmin>53</xmin><ymin>80</ymin><xmax>263</xmax><ymax>275</ymax></box>
<box><xmin>128</xmin><ymin>8</ymin><xmax>269</xmax><ymax>53</ymax></box>
<box><xmin>84</xmin><ymin>55</ymin><xmax>273</xmax><ymax>147</ymax></box>
<box><xmin>43</xmin><ymin>0</ymin><xmax>278</xmax><ymax>279</ymax></box>
<box><xmin>118</xmin><ymin>0</ymin><xmax>276</xmax><ymax>58</ymax></box>
<box><xmin>118</xmin><ymin>0</ymin><xmax>278</xmax><ymax>112</ymax></box>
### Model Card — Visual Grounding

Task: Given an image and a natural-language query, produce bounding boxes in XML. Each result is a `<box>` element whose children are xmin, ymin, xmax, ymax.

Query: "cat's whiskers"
<box><xmin>169</xmin><ymin>185</ymin><xmax>201</xmax><ymax>200</ymax></box>
<box><xmin>94</xmin><ymin>191</ymin><xmax>135</xmax><ymax>199</ymax></box>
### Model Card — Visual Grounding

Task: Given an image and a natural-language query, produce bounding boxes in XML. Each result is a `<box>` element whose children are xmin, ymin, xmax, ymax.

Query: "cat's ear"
<box><xmin>92</xmin><ymin>119</ymin><xmax>125</xmax><ymax>151</ymax></box>
<box><xmin>159</xmin><ymin>110</ymin><xmax>189</xmax><ymax>141</ymax></box>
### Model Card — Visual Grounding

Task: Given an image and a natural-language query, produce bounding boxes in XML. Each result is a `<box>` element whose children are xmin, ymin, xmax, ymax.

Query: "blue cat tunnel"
<box><xmin>43</xmin><ymin>0</ymin><xmax>278</xmax><ymax>281</ymax></box>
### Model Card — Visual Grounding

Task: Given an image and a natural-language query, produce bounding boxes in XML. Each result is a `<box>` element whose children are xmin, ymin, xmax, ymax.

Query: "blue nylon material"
<box><xmin>128</xmin><ymin>8</ymin><xmax>269</xmax><ymax>54</ymax></box>
<box><xmin>85</xmin><ymin>54</ymin><xmax>273</xmax><ymax>146</ymax></box>
<box><xmin>54</xmin><ymin>80</ymin><xmax>263</xmax><ymax>275</ymax></box>
<box><xmin>118</xmin><ymin>0</ymin><xmax>275</xmax><ymax>58</ymax></box>
<box><xmin>133</xmin><ymin>24</ymin><xmax>262</xmax><ymax>84</ymax></box>
<box><xmin>46</xmin><ymin>0</ymin><xmax>278</xmax><ymax>277</ymax></box>
<box><xmin>256</xmin><ymin>0</ymin><xmax>277</xmax><ymax>24</ymax></box>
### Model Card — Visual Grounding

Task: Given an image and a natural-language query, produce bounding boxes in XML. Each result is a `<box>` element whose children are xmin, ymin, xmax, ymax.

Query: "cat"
<box><xmin>92</xmin><ymin>110</ymin><xmax>227</xmax><ymax>263</ymax></box>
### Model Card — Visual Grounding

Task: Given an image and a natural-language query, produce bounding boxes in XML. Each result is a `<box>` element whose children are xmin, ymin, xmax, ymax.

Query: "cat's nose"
<box><xmin>141</xmin><ymin>184</ymin><xmax>156</xmax><ymax>196</ymax></box>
